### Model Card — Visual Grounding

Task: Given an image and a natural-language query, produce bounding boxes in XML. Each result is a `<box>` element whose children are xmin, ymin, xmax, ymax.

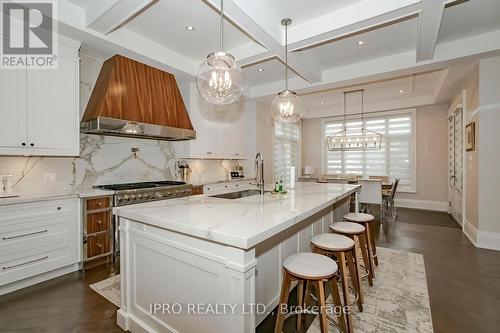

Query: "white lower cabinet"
<box><xmin>0</xmin><ymin>198</ymin><xmax>80</xmax><ymax>295</ymax></box>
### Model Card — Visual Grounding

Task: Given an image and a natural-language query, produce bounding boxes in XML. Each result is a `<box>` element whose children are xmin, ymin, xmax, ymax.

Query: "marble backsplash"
<box><xmin>0</xmin><ymin>134</ymin><xmax>242</xmax><ymax>194</ymax></box>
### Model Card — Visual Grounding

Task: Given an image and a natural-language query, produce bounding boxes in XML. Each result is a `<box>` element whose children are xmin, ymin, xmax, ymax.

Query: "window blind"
<box><xmin>324</xmin><ymin>111</ymin><xmax>415</xmax><ymax>190</ymax></box>
<box><xmin>274</xmin><ymin>121</ymin><xmax>300</xmax><ymax>186</ymax></box>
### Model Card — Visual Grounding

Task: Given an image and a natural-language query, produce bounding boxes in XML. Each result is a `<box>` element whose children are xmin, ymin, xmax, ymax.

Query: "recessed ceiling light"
<box><xmin>185</xmin><ymin>26</ymin><xmax>195</xmax><ymax>31</ymax></box>
<box><xmin>320</xmin><ymin>101</ymin><xmax>325</xmax><ymax>105</ymax></box>
<box><xmin>399</xmin><ymin>89</ymin><xmax>405</xmax><ymax>93</ymax></box>
<box><xmin>257</xmin><ymin>68</ymin><xmax>264</xmax><ymax>72</ymax></box>
<box><xmin>357</xmin><ymin>40</ymin><xmax>366</xmax><ymax>46</ymax></box>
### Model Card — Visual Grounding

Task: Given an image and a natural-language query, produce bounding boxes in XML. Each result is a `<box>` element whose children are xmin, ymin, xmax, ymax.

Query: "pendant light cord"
<box><xmin>220</xmin><ymin>0</ymin><xmax>224</xmax><ymax>51</ymax></box>
<box><xmin>285</xmin><ymin>23</ymin><xmax>288</xmax><ymax>91</ymax></box>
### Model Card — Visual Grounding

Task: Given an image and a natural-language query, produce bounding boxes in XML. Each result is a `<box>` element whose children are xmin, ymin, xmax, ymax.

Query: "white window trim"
<box><xmin>273</xmin><ymin>120</ymin><xmax>302</xmax><ymax>184</ymax></box>
<box><xmin>320</xmin><ymin>108</ymin><xmax>417</xmax><ymax>193</ymax></box>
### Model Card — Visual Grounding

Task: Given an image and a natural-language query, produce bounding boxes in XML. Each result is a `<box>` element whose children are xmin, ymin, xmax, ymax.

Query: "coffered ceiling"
<box><xmin>62</xmin><ymin>0</ymin><xmax>500</xmax><ymax>104</ymax></box>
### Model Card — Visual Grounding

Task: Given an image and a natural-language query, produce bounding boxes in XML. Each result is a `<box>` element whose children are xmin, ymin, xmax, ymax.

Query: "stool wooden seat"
<box><xmin>344</xmin><ymin>213</ymin><xmax>378</xmax><ymax>267</ymax></box>
<box><xmin>275</xmin><ymin>253</ymin><xmax>347</xmax><ymax>333</ymax></box>
<box><xmin>330</xmin><ymin>222</ymin><xmax>373</xmax><ymax>287</ymax></box>
<box><xmin>312</xmin><ymin>234</ymin><xmax>363</xmax><ymax>333</ymax></box>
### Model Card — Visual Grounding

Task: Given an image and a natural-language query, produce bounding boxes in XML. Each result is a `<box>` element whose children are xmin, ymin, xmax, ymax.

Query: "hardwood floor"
<box><xmin>1</xmin><ymin>208</ymin><xmax>499</xmax><ymax>333</ymax></box>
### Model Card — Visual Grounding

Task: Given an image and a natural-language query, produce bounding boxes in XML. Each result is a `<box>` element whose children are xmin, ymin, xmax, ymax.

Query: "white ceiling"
<box><xmin>62</xmin><ymin>0</ymin><xmax>500</xmax><ymax>105</ymax></box>
<box><xmin>122</xmin><ymin>0</ymin><xmax>263</xmax><ymax>61</ymax></box>
<box><xmin>438</xmin><ymin>0</ymin><xmax>500</xmax><ymax>43</ymax></box>
<box><xmin>300</xmin><ymin>17</ymin><xmax>418</xmax><ymax>70</ymax></box>
<box><xmin>242</xmin><ymin>57</ymin><xmax>300</xmax><ymax>87</ymax></box>
<box><xmin>250</xmin><ymin>0</ymin><xmax>363</xmax><ymax>26</ymax></box>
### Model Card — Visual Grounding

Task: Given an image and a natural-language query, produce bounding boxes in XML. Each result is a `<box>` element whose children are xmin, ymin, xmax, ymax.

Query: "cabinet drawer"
<box><xmin>86</xmin><ymin>232</ymin><xmax>111</xmax><ymax>259</ymax></box>
<box><xmin>86</xmin><ymin>197</ymin><xmax>110</xmax><ymax>211</ymax></box>
<box><xmin>86</xmin><ymin>211</ymin><xmax>110</xmax><ymax>234</ymax></box>
<box><xmin>0</xmin><ymin>214</ymin><xmax>77</xmax><ymax>255</ymax></box>
<box><xmin>0</xmin><ymin>239</ymin><xmax>77</xmax><ymax>286</ymax></box>
<box><xmin>0</xmin><ymin>198</ymin><xmax>77</xmax><ymax>222</ymax></box>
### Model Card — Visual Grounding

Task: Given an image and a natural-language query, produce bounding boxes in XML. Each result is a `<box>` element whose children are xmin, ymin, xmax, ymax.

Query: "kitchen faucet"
<box><xmin>254</xmin><ymin>153</ymin><xmax>264</xmax><ymax>195</ymax></box>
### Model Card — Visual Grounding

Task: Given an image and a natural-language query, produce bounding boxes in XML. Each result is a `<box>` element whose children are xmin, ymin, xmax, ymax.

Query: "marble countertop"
<box><xmin>114</xmin><ymin>182</ymin><xmax>359</xmax><ymax>250</ymax></box>
<box><xmin>0</xmin><ymin>188</ymin><xmax>115</xmax><ymax>206</ymax></box>
<box><xmin>190</xmin><ymin>177</ymin><xmax>255</xmax><ymax>186</ymax></box>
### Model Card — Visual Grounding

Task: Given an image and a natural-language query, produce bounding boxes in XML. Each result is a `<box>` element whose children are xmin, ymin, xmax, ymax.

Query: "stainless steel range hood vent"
<box><xmin>81</xmin><ymin>117</ymin><xmax>196</xmax><ymax>141</ymax></box>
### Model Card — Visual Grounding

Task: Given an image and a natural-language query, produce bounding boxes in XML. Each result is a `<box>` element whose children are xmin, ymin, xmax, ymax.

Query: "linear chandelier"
<box><xmin>326</xmin><ymin>89</ymin><xmax>383</xmax><ymax>151</ymax></box>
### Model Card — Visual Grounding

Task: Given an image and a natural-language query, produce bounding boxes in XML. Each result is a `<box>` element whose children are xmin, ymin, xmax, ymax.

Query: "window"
<box><xmin>274</xmin><ymin>121</ymin><xmax>301</xmax><ymax>186</ymax></box>
<box><xmin>323</xmin><ymin>110</ymin><xmax>416</xmax><ymax>192</ymax></box>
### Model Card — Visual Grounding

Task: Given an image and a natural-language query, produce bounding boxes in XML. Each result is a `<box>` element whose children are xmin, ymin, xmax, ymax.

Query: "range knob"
<box><xmin>156</xmin><ymin>192</ymin><xmax>163</xmax><ymax>199</ymax></box>
<box><xmin>124</xmin><ymin>194</ymin><xmax>130</xmax><ymax>201</ymax></box>
<box><xmin>130</xmin><ymin>194</ymin><xmax>137</xmax><ymax>201</ymax></box>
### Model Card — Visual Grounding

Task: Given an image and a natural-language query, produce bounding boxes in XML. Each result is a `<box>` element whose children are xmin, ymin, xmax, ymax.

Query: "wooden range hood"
<box><xmin>80</xmin><ymin>55</ymin><xmax>195</xmax><ymax>141</ymax></box>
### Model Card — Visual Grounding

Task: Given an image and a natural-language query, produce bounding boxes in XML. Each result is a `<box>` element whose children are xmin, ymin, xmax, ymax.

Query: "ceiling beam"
<box><xmin>86</xmin><ymin>0</ymin><xmax>155</xmax><ymax>35</ymax></box>
<box><xmin>415</xmin><ymin>0</ymin><xmax>446</xmax><ymax>61</ymax></box>
<box><xmin>250</xmin><ymin>29</ymin><xmax>500</xmax><ymax>98</ymax></box>
<box><xmin>203</xmin><ymin>0</ymin><xmax>322</xmax><ymax>83</ymax></box>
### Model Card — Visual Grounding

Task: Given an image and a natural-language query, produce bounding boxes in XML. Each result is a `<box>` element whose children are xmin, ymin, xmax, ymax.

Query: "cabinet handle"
<box><xmin>96</xmin><ymin>220</ymin><xmax>102</xmax><ymax>225</ymax></box>
<box><xmin>2</xmin><ymin>229</ymin><xmax>48</xmax><ymax>240</ymax></box>
<box><xmin>2</xmin><ymin>256</ymin><xmax>48</xmax><ymax>270</ymax></box>
<box><xmin>97</xmin><ymin>202</ymin><xmax>102</xmax><ymax>207</ymax></box>
<box><xmin>30</xmin><ymin>143</ymin><xmax>34</xmax><ymax>147</ymax></box>
<box><xmin>97</xmin><ymin>243</ymin><xmax>102</xmax><ymax>248</ymax></box>
<box><xmin>21</xmin><ymin>143</ymin><xmax>26</xmax><ymax>146</ymax></box>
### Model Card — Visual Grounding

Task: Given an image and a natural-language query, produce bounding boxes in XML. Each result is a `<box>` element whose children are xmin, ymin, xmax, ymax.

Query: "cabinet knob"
<box><xmin>30</xmin><ymin>143</ymin><xmax>34</xmax><ymax>147</ymax></box>
<box><xmin>57</xmin><ymin>207</ymin><xmax>62</xmax><ymax>210</ymax></box>
<box><xmin>21</xmin><ymin>143</ymin><xmax>26</xmax><ymax>146</ymax></box>
<box><xmin>207</xmin><ymin>151</ymin><xmax>212</xmax><ymax>155</ymax></box>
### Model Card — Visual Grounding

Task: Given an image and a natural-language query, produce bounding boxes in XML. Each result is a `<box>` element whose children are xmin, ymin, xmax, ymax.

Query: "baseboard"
<box><xmin>463</xmin><ymin>219</ymin><xmax>478</xmax><ymax>246</ymax></box>
<box><xmin>462</xmin><ymin>219</ymin><xmax>500</xmax><ymax>251</ymax></box>
<box><xmin>394</xmin><ymin>199</ymin><xmax>448</xmax><ymax>212</ymax></box>
<box><xmin>477</xmin><ymin>230</ymin><xmax>500</xmax><ymax>251</ymax></box>
<box><xmin>0</xmin><ymin>263</ymin><xmax>80</xmax><ymax>296</ymax></box>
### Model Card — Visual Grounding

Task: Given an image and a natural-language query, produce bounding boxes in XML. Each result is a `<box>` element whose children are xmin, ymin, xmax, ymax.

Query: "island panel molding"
<box><xmin>115</xmin><ymin>183</ymin><xmax>356</xmax><ymax>332</ymax></box>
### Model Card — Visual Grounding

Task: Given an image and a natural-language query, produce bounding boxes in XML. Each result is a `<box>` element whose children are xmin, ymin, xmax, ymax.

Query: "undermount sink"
<box><xmin>209</xmin><ymin>189</ymin><xmax>269</xmax><ymax>200</ymax></box>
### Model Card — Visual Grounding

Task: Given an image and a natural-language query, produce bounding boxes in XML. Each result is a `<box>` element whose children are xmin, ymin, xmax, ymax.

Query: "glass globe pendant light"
<box><xmin>271</xmin><ymin>18</ymin><xmax>303</xmax><ymax>123</ymax></box>
<box><xmin>196</xmin><ymin>0</ymin><xmax>244</xmax><ymax>105</ymax></box>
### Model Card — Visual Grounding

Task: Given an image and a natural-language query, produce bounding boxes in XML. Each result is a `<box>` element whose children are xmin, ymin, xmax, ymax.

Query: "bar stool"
<box><xmin>275</xmin><ymin>252</ymin><xmax>346</xmax><ymax>333</ymax></box>
<box><xmin>329</xmin><ymin>222</ymin><xmax>373</xmax><ymax>287</ymax></box>
<box><xmin>311</xmin><ymin>233</ymin><xmax>363</xmax><ymax>333</ymax></box>
<box><xmin>343</xmin><ymin>213</ymin><xmax>378</xmax><ymax>267</ymax></box>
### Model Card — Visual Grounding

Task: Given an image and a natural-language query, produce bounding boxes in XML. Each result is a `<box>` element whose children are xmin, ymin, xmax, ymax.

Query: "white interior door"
<box><xmin>448</xmin><ymin>106</ymin><xmax>464</xmax><ymax>225</ymax></box>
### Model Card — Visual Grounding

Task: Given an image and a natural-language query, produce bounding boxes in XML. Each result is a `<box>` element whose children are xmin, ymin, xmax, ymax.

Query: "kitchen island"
<box><xmin>114</xmin><ymin>182</ymin><xmax>359</xmax><ymax>333</ymax></box>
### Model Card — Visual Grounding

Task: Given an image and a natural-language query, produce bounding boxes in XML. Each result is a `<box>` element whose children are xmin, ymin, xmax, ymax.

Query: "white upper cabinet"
<box><xmin>0</xmin><ymin>69</ymin><xmax>27</xmax><ymax>149</ymax></box>
<box><xmin>0</xmin><ymin>36</ymin><xmax>80</xmax><ymax>156</ymax></box>
<box><xmin>179</xmin><ymin>83</ymin><xmax>249</xmax><ymax>160</ymax></box>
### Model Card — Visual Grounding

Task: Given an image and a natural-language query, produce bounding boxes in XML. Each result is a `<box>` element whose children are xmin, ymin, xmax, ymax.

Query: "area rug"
<box><xmin>307</xmin><ymin>247</ymin><xmax>433</xmax><ymax>332</ymax></box>
<box><xmin>89</xmin><ymin>248</ymin><xmax>433</xmax><ymax>332</ymax></box>
<box><xmin>89</xmin><ymin>274</ymin><xmax>121</xmax><ymax>307</ymax></box>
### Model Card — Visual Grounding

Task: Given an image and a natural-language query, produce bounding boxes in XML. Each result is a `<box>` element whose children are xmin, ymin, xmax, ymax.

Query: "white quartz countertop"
<box><xmin>114</xmin><ymin>183</ymin><xmax>359</xmax><ymax>250</ymax></box>
<box><xmin>0</xmin><ymin>188</ymin><xmax>115</xmax><ymax>206</ymax></box>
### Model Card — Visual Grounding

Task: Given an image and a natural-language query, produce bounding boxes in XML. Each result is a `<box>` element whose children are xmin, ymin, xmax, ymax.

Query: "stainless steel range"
<box><xmin>98</xmin><ymin>180</ymin><xmax>192</xmax><ymax>206</ymax></box>
<box><xmin>96</xmin><ymin>181</ymin><xmax>193</xmax><ymax>261</ymax></box>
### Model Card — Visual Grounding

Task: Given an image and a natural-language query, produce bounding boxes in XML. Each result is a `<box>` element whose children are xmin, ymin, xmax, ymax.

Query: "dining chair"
<box><xmin>358</xmin><ymin>179</ymin><xmax>384</xmax><ymax>219</ymax></box>
<box><xmin>383</xmin><ymin>178</ymin><xmax>400</xmax><ymax>218</ymax></box>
